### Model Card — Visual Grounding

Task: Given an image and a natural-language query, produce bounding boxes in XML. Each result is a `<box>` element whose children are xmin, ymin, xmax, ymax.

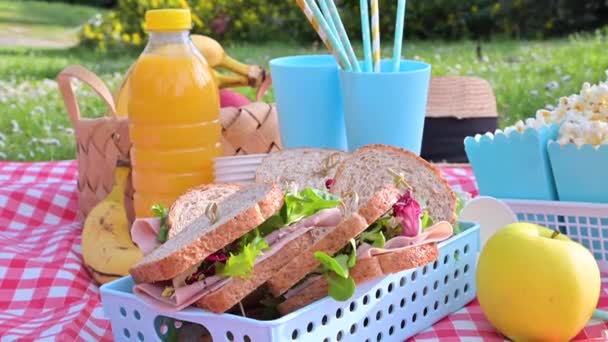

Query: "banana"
<box><xmin>191</xmin><ymin>35</ymin><xmax>266</xmax><ymax>88</ymax></box>
<box><xmin>113</xmin><ymin>35</ymin><xmax>266</xmax><ymax>117</ymax></box>
<box><xmin>82</xmin><ymin>165</ymin><xmax>143</xmax><ymax>284</ymax></box>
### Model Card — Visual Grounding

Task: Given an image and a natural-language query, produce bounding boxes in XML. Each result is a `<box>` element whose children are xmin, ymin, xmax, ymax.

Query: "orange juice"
<box><xmin>128</xmin><ymin>9</ymin><xmax>221</xmax><ymax>218</ymax></box>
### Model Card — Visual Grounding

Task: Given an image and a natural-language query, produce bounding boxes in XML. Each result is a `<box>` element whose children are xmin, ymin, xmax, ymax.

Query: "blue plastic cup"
<box><xmin>269</xmin><ymin>55</ymin><xmax>348</xmax><ymax>150</ymax></box>
<box><xmin>339</xmin><ymin>59</ymin><xmax>431</xmax><ymax>154</ymax></box>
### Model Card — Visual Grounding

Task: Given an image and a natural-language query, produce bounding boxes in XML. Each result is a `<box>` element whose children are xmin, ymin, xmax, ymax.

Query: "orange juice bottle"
<box><xmin>128</xmin><ymin>9</ymin><xmax>221</xmax><ymax>218</ymax></box>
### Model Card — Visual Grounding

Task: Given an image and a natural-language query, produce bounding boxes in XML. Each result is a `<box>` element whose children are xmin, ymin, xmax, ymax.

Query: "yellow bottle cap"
<box><xmin>145</xmin><ymin>9</ymin><xmax>192</xmax><ymax>32</ymax></box>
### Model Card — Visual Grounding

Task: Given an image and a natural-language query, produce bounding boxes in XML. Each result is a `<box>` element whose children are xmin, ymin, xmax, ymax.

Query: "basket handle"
<box><xmin>255</xmin><ymin>73</ymin><xmax>272</xmax><ymax>102</ymax></box>
<box><xmin>57</xmin><ymin>65</ymin><xmax>117</xmax><ymax>128</ymax></box>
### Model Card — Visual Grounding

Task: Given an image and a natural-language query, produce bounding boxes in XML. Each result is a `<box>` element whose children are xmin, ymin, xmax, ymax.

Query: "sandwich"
<box><xmin>129</xmin><ymin>144</ymin><xmax>458</xmax><ymax>318</ymax></box>
<box><xmin>129</xmin><ymin>182</ymin><xmax>344</xmax><ymax>313</ymax></box>
<box><xmin>255</xmin><ymin>148</ymin><xmax>348</xmax><ymax>190</ymax></box>
<box><xmin>130</xmin><ymin>183</ymin><xmax>243</xmax><ymax>255</ymax></box>
<box><xmin>260</xmin><ymin>145</ymin><xmax>458</xmax><ymax>314</ymax></box>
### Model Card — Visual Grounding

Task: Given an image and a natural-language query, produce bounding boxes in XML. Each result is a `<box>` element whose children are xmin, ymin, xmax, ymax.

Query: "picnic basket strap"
<box><xmin>57</xmin><ymin>65</ymin><xmax>118</xmax><ymax>128</ymax></box>
<box><xmin>255</xmin><ymin>73</ymin><xmax>272</xmax><ymax>102</ymax></box>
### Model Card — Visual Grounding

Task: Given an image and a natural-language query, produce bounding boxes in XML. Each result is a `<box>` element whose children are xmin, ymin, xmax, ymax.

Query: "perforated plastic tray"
<box><xmin>100</xmin><ymin>222</ymin><xmax>479</xmax><ymax>342</ymax></box>
<box><xmin>505</xmin><ymin>199</ymin><xmax>608</xmax><ymax>271</ymax></box>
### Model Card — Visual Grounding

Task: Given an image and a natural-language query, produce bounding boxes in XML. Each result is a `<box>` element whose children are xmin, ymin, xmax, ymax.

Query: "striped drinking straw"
<box><xmin>360</xmin><ymin>0</ymin><xmax>373</xmax><ymax>72</ymax></box>
<box><xmin>370</xmin><ymin>0</ymin><xmax>381</xmax><ymax>72</ymax></box>
<box><xmin>324</xmin><ymin>0</ymin><xmax>360</xmax><ymax>72</ymax></box>
<box><xmin>318</xmin><ymin>0</ymin><xmax>344</xmax><ymax>55</ymax></box>
<box><xmin>392</xmin><ymin>0</ymin><xmax>407</xmax><ymax>72</ymax></box>
<box><xmin>296</xmin><ymin>0</ymin><xmax>349</xmax><ymax>70</ymax></box>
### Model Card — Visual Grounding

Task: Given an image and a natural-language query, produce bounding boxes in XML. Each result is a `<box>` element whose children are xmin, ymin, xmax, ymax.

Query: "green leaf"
<box><xmin>421</xmin><ymin>211</ymin><xmax>434</xmax><ymax>231</ymax></box>
<box><xmin>283</xmin><ymin>187</ymin><xmax>341</xmax><ymax>225</ymax></box>
<box><xmin>326</xmin><ymin>273</ymin><xmax>356</xmax><ymax>301</ymax></box>
<box><xmin>453</xmin><ymin>222</ymin><xmax>462</xmax><ymax>235</ymax></box>
<box><xmin>151</xmin><ymin>204</ymin><xmax>168</xmax><ymax>218</ymax></box>
<box><xmin>361</xmin><ymin>229</ymin><xmax>386</xmax><ymax>248</ymax></box>
<box><xmin>215</xmin><ymin>235</ymin><xmax>269</xmax><ymax>277</ymax></box>
<box><xmin>314</xmin><ymin>251</ymin><xmax>349</xmax><ymax>278</ymax></box>
<box><xmin>250</xmin><ymin>214</ymin><xmax>286</xmax><ymax>238</ymax></box>
<box><xmin>152</xmin><ymin>203</ymin><xmax>169</xmax><ymax>243</ymax></box>
<box><xmin>347</xmin><ymin>239</ymin><xmax>357</xmax><ymax>268</ymax></box>
<box><xmin>456</xmin><ymin>195</ymin><xmax>466</xmax><ymax>215</ymax></box>
<box><xmin>246</xmin><ymin>188</ymin><xmax>341</xmax><ymax>243</ymax></box>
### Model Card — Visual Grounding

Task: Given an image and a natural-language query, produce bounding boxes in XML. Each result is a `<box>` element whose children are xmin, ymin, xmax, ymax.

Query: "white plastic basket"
<box><xmin>100</xmin><ymin>222</ymin><xmax>479</xmax><ymax>342</ymax></box>
<box><xmin>504</xmin><ymin>199</ymin><xmax>608</xmax><ymax>271</ymax></box>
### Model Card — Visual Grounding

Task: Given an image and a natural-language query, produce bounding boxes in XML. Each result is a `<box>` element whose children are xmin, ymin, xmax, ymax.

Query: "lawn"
<box><xmin>0</xmin><ymin>0</ymin><xmax>104</xmax><ymax>47</ymax></box>
<box><xmin>1</xmin><ymin>1</ymin><xmax>608</xmax><ymax>162</ymax></box>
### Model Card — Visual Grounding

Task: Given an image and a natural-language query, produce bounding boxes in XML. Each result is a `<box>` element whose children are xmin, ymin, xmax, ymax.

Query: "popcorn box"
<box><xmin>464</xmin><ymin>124</ymin><xmax>559</xmax><ymax>200</ymax></box>
<box><xmin>548</xmin><ymin>141</ymin><xmax>608</xmax><ymax>203</ymax></box>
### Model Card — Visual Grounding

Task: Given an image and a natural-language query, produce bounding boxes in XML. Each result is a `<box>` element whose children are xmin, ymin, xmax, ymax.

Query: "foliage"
<box><xmin>39</xmin><ymin>0</ymin><xmax>116</xmax><ymax>8</ymax></box>
<box><xmin>79</xmin><ymin>0</ymin><xmax>608</xmax><ymax>49</ymax></box>
<box><xmin>3</xmin><ymin>33</ymin><xmax>608</xmax><ymax>161</ymax></box>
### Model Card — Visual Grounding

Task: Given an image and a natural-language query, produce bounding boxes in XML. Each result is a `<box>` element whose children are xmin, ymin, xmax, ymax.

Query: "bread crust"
<box><xmin>166</xmin><ymin>183</ymin><xmax>244</xmax><ymax>238</ymax></box>
<box><xmin>129</xmin><ymin>184</ymin><xmax>283</xmax><ymax>283</ymax></box>
<box><xmin>195</xmin><ymin>226</ymin><xmax>327</xmax><ymax>313</ymax></box>
<box><xmin>254</xmin><ymin>148</ymin><xmax>348</xmax><ymax>190</ymax></box>
<box><xmin>332</xmin><ymin>144</ymin><xmax>457</xmax><ymax>225</ymax></box>
<box><xmin>266</xmin><ymin>185</ymin><xmax>401</xmax><ymax>297</ymax></box>
<box><xmin>277</xmin><ymin>243</ymin><xmax>439</xmax><ymax>315</ymax></box>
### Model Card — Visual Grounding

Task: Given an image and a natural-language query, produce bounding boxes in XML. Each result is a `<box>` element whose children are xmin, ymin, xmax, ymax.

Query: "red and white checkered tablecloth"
<box><xmin>0</xmin><ymin>160</ymin><xmax>606</xmax><ymax>341</ymax></box>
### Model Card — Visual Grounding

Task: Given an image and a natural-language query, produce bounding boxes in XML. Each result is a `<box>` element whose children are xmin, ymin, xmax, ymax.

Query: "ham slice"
<box><xmin>357</xmin><ymin>221</ymin><xmax>453</xmax><ymax>259</ymax></box>
<box><xmin>132</xmin><ymin>208</ymin><xmax>342</xmax><ymax>312</ymax></box>
<box><xmin>265</xmin><ymin>208</ymin><xmax>342</xmax><ymax>245</ymax></box>
<box><xmin>134</xmin><ymin>275</ymin><xmax>227</xmax><ymax>311</ymax></box>
<box><xmin>131</xmin><ymin>217</ymin><xmax>162</xmax><ymax>255</ymax></box>
<box><xmin>285</xmin><ymin>221</ymin><xmax>453</xmax><ymax>299</ymax></box>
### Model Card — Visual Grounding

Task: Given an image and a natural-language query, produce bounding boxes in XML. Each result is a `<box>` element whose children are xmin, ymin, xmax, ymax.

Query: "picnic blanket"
<box><xmin>0</xmin><ymin>160</ymin><xmax>606</xmax><ymax>341</ymax></box>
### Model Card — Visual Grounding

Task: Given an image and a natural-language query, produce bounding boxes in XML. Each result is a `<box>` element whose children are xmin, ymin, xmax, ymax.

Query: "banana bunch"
<box><xmin>191</xmin><ymin>35</ymin><xmax>266</xmax><ymax>89</ymax></box>
<box><xmin>82</xmin><ymin>165</ymin><xmax>143</xmax><ymax>284</ymax></box>
<box><xmin>114</xmin><ymin>35</ymin><xmax>266</xmax><ymax>117</ymax></box>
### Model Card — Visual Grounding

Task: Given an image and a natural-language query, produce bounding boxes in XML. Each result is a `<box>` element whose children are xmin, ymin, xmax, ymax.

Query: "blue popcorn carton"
<box><xmin>464</xmin><ymin>124</ymin><xmax>559</xmax><ymax>200</ymax></box>
<box><xmin>548</xmin><ymin>141</ymin><xmax>608</xmax><ymax>203</ymax></box>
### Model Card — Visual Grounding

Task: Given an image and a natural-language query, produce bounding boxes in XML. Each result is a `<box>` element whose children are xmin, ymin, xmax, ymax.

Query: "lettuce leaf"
<box><xmin>215</xmin><ymin>235</ymin><xmax>269</xmax><ymax>277</ymax></box>
<box><xmin>220</xmin><ymin>188</ymin><xmax>341</xmax><ymax>279</ymax></box>
<box><xmin>360</xmin><ymin>219</ymin><xmax>388</xmax><ymax>248</ymax></box>
<box><xmin>326</xmin><ymin>273</ymin><xmax>355</xmax><ymax>301</ymax></box>
<box><xmin>347</xmin><ymin>239</ymin><xmax>357</xmax><ymax>268</ymax></box>
<box><xmin>314</xmin><ymin>252</ymin><xmax>349</xmax><ymax>278</ymax></box>
<box><xmin>453</xmin><ymin>192</ymin><xmax>468</xmax><ymax>235</ymax></box>
<box><xmin>314</xmin><ymin>251</ymin><xmax>356</xmax><ymax>301</ymax></box>
<box><xmin>243</xmin><ymin>187</ymin><xmax>341</xmax><ymax>243</ymax></box>
<box><xmin>283</xmin><ymin>188</ymin><xmax>341</xmax><ymax>224</ymax></box>
<box><xmin>152</xmin><ymin>204</ymin><xmax>169</xmax><ymax>243</ymax></box>
<box><xmin>421</xmin><ymin>211</ymin><xmax>434</xmax><ymax>231</ymax></box>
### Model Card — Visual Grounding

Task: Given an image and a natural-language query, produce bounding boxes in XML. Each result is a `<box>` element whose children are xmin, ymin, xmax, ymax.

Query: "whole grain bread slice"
<box><xmin>167</xmin><ymin>183</ymin><xmax>243</xmax><ymax>239</ymax></box>
<box><xmin>266</xmin><ymin>185</ymin><xmax>402</xmax><ymax>297</ymax></box>
<box><xmin>129</xmin><ymin>183</ymin><xmax>283</xmax><ymax>283</ymax></box>
<box><xmin>255</xmin><ymin>148</ymin><xmax>348</xmax><ymax>191</ymax></box>
<box><xmin>196</xmin><ymin>226</ymin><xmax>333</xmax><ymax>313</ymax></box>
<box><xmin>277</xmin><ymin>243</ymin><xmax>439</xmax><ymax>315</ymax></box>
<box><xmin>330</xmin><ymin>144</ymin><xmax>457</xmax><ymax>224</ymax></box>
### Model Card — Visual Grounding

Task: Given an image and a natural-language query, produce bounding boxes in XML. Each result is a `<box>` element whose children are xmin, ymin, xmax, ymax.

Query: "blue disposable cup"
<box><xmin>339</xmin><ymin>59</ymin><xmax>431</xmax><ymax>154</ymax></box>
<box><xmin>269</xmin><ymin>55</ymin><xmax>348</xmax><ymax>150</ymax></box>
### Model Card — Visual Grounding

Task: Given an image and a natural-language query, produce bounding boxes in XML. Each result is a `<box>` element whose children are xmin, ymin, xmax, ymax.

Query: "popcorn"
<box><xmin>500</xmin><ymin>70</ymin><xmax>608</xmax><ymax>146</ymax></box>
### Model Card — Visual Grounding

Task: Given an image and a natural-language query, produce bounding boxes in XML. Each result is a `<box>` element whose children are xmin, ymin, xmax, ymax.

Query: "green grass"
<box><xmin>0</xmin><ymin>0</ymin><xmax>104</xmax><ymax>47</ymax></box>
<box><xmin>1</xmin><ymin>1</ymin><xmax>607</xmax><ymax>161</ymax></box>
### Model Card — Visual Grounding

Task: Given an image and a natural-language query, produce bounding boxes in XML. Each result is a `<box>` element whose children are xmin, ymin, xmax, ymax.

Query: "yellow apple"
<box><xmin>476</xmin><ymin>222</ymin><xmax>600</xmax><ymax>341</ymax></box>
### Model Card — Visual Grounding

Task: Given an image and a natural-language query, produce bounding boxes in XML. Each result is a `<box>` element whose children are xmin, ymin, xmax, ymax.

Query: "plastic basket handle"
<box><xmin>57</xmin><ymin>65</ymin><xmax>118</xmax><ymax>128</ymax></box>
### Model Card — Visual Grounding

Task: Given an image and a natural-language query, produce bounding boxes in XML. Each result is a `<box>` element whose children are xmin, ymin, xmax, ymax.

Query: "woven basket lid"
<box><xmin>426</xmin><ymin>76</ymin><xmax>497</xmax><ymax>119</ymax></box>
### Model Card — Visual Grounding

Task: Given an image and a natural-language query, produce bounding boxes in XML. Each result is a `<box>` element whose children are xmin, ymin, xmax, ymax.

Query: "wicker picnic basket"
<box><xmin>421</xmin><ymin>76</ymin><xmax>498</xmax><ymax>163</ymax></box>
<box><xmin>57</xmin><ymin>65</ymin><xmax>282</xmax><ymax>222</ymax></box>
